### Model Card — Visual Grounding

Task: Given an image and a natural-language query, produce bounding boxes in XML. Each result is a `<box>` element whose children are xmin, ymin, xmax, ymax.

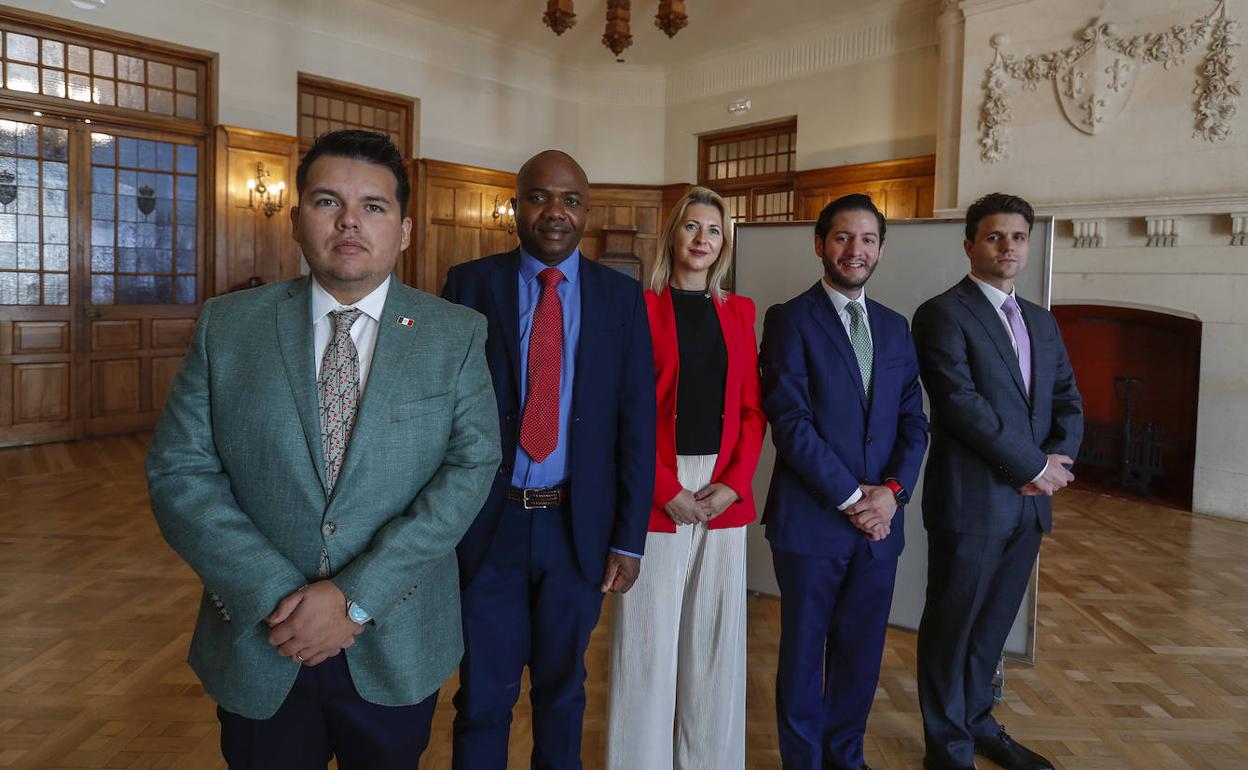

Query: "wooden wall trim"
<box><xmin>796</xmin><ymin>155</ymin><xmax>936</xmax><ymax>190</ymax></box>
<box><xmin>422</xmin><ymin>159</ymin><xmax>516</xmax><ymax>188</ymax></box>
<box><xmin>212</xmin><ymin>125</ymin><xmax>301</xmax><ymax>297</ymax></box>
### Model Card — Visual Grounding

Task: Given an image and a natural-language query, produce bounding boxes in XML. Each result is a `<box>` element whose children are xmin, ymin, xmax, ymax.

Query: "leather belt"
<box><xmin>507</xmin><ymin>485</ymin><xmax>568</xmax><ymax>509</ymax></box>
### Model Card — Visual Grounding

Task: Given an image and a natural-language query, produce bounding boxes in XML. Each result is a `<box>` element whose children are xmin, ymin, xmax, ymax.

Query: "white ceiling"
<box><xmin>378</xmin><ymin>0</ymin><xmax>918</xmax><ymax>67</ymax></box>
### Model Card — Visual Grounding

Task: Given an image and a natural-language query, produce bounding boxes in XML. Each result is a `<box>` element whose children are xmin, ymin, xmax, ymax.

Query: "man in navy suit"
<box><xmin>441</xmin><ymin>149</ymin><xmax>656</xmax><ymax>770</ymax></box>
<box><xmin>760</xmin><ymin>194</ymin><xmax>929</xmax><ymax>770</ymax></box>
<box><xmin>912</xmin><ymin>193</ymin><xmax>1082</xmax><ymax>770</ymax></box>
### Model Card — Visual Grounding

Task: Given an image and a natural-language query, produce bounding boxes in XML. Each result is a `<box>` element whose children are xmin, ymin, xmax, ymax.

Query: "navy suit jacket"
<box><xmin>442</xmin><ymin>250</ymin><xmax>656</xmax><ymax>586</ymax></box>
<box><xmin>760</xmin><ymin>283</ymin><xmax>929</xmax><ymax>560</ymax></box>
<box><xmin>911</xmin><ymin>276</ymin><xmax>1083</xmax><ymax>535</ymax></box>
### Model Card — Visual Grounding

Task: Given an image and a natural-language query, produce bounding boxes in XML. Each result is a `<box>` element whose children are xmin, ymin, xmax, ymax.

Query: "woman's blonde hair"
<box><xmin>649</xmin><ymin>186</ymin><xmax>734</xmax><ymax>302</ymax></box>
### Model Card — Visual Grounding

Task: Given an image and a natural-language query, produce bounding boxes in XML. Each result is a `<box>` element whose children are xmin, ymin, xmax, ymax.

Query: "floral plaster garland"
<box><xmin>978</xmin><ymin>0</ymin><xmax>1240</xmax><ymax>163</ymax></box>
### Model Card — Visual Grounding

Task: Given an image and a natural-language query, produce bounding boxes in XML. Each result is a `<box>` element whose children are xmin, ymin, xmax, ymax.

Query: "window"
<box><xmin>0</xmin><ymin>121</ymin><xmax>68</xmax><ymax>305</ymax></box>
<box><xmin>0</xmin><ymin>9</ymin><xmax>210</xmax><ymax>127</ymax></box>
<box><xmin>698</xmin><ymin>118</ymin><xmax>797</xmax><ymax>224</ymax></box>
<box><xmin>297</xmin><ymin>74</ymin><xmax>414</xmax><ymax>157</ymax></box>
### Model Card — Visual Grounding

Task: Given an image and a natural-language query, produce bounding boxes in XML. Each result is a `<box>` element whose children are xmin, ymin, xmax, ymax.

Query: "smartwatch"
<box><xmin>883</xmin><ymin>478</ymin><xmax>910</xmax><ymax>505</ymax></box>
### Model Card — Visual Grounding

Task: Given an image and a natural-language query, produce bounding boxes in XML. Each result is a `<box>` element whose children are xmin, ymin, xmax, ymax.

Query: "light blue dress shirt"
<box><xmin>513</xmin><ymin>248</ymin><xmax>581</xmax><ymax>488</ymax></box>
<box><xmin>512</xmin><ymin>248</ymin><xmax>640</xmax><ymax>559</ymax></box>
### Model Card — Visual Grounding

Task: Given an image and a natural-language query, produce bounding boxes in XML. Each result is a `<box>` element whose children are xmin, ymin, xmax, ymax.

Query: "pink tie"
<box><xmin>1002</xmin><ymin>295</ymin><xmax>1031</xmax><ymax>398</ymax></box>
<box><xmin>519</xmin><ymin>268</ymin><xmax>563</xmax><ymax>463</ymax></box>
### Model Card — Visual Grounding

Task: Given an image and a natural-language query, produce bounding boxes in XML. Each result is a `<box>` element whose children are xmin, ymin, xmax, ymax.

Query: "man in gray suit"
<box><xmin>912</xmin><ymin>193</ymin><xmax>1082</xmax><ymax>770</ymax></box>
<box><xmin>147</xmin><ymin>130</ymin><xmax>500</xmax><ymax>768</ymax></box>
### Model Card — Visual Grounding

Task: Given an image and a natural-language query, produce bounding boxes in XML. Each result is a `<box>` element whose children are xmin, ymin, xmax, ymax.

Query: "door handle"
<box><xmin>85</xmin><ymin>308</ymin><xmax>104</xmax><ymax>319</ymax></box>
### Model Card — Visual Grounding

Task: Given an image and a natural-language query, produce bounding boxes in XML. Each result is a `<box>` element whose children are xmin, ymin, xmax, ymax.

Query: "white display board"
<box><xmin>735</xmin><ymin>217</ymin><xmax>1054</xmax><ymax>661</ymax></box>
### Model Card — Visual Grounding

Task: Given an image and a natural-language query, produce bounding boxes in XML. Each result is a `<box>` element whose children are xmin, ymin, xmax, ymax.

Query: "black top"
<box><xmin>671</xmin><ymin>287</ymin><xmax>727</xmax><ymax>455</ymax></box>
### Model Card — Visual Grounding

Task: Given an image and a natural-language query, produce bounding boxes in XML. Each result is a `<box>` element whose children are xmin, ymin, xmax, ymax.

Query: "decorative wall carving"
<box><xmin>1072</xmin><ymin>218</ymin><xmax>1106</xmax><ymax>248</ymax></box>
<box><xmin>1145</xmin><ymin>215</ymin><xmax>1183</xmax><ymax>247</ymax></box>
<box><xmin>1231</xmin><ymin>212</ymin><xmax>1248</xmax><ymax>245</ymax></box>
<box><xmin>978</xmin><ymin>0</ymin><xmax>1240</xmax><ymax>162</ymax></box>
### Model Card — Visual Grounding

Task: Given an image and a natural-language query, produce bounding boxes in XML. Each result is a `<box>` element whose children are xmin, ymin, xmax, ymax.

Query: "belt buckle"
<box><xmin>522</xmin><ymin>488</ymin><xmax>542</xmax><ymax>510</ymax></box>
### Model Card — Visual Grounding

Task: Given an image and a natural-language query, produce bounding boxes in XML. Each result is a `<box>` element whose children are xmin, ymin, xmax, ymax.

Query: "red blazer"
<box><xmin>645</xmin><ymin>289</ymin><xmax>766</xmax><ymax>532</ymax></box>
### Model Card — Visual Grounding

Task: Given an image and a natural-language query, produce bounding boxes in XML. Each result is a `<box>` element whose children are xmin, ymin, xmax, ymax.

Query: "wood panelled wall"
<box><xmin>212</xmin><ymin>126</ymin><xmax>301</xmax><ymax>296</ymax></box>
<box><xmin>796</xmin><ymin>155</ymin><xmax>935</xmax><ymax>221</ymax></box>
<box><xmin>411</xmin><ymin>160</ymin><xmax>664</xmax><ymax>295</ymax></box>
<box><xmin>412</xmin><ymin>160</ymin><xmax>517</xmax><ymax>295</ymax></box>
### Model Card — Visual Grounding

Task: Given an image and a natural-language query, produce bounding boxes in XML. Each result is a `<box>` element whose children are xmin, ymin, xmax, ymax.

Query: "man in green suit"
<box><xmin>146</xmin><ymin>130</ymin><xmax>500</xmax><ymax>769</ymax></box>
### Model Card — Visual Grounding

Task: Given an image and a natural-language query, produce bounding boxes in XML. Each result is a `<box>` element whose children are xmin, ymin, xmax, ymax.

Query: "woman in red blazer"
<box><xmin>606</xmin><ymin>186</ymin><xmax>766</xmax><ymax>770</ymax></box>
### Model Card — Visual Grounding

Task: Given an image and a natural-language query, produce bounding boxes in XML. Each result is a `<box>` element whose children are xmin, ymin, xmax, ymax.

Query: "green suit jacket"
<box><xmin>146</xmin><ymin>276</ymin><xmax>501</xmax><ymax>719</ymax></box>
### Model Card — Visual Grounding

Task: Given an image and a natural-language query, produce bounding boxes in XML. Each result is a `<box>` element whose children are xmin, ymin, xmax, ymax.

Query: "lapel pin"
<box><xmin>397</xmin><ymin>315</ymin><xmax>415</xmax><ymax>328</ymax></box>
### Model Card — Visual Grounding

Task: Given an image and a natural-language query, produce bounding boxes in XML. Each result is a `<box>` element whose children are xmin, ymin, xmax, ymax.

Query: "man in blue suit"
<box><xmin>912</xmin><ymin>193</ymin><xmax>1082</xmax><ymax>770</ymax></box>
<box><xmin>441</xmin><ymin>150</ymin><xmax>656</xmax><ymax>770</ymax></box>
<box><xmin>760</xmin><ymin>194</ymin><xmax>929</xmax><ymax>770</ymax></box>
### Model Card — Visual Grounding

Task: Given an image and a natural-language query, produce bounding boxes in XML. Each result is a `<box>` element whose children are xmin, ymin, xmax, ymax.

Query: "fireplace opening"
<box><xmin>1054</xmin><ymin>304</ymin><xmax>1201</xmax><ymax>509</ymax></box>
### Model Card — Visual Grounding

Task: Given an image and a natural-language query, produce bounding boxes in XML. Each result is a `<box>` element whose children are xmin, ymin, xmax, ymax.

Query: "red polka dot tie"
<box><xmin>519</xmin><ymin>268</ymin><xmax>563</xmax><ymax>463</ymax></box>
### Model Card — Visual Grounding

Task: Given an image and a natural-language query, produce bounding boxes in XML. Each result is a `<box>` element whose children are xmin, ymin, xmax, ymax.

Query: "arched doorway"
<box><xmin>1054</xmin><ymin>303</ymin><xmax>1200</xmax><ymax>509</ymax></box>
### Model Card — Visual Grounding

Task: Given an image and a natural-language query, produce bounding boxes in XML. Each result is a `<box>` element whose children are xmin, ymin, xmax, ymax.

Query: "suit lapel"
<box><xmin>865</xmin><ymin>297</ymin><xmax>888</xmax><ymax>416</ymax></box>
<box><xmin>334</xmin><ymin>278</ymin><xmax>413</xmax><ymax>496</ymax></box>
<box><xmin>806</xmin><ymin>283</ymin><xmax>867</xmax><ymax>409</ymax></box>
<box><xmin>275</xmin><ymin>277</ymin><xmax>328</xmax><ymax>495</ymax></box>
<box><xmin>572</xmin><ymin>256</ymin><xmax>602</xmax><ymax>414</ymax></box>
<box><xmin>490</xmin><ymin>250</ymin><xmax>522</xmax><ymax>395</ymax></box>
<box><xmin>955</xmin><ymin>276</ymin><xmax>1029</xmax><ymax>402</ymax></box>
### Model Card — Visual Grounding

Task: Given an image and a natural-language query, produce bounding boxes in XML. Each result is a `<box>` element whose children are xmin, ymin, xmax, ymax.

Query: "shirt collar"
<box><xmin>310</xmin><ymin>274</ymin><xmax>391</xmax><ymax>326</ymax></box>
<box><xmin>821</xmin><ymin>277</ymin><xmax>866</xmax><ymax>316</ymax></box>
<box><xmin>967</xmin><ymin>272</ymin><xmax>1015</xmax><ymax>310</ymax></box>
<box><xmin>519</xmin><ymin>246</ymin><xmax>581</xmax><ymax>286</ymax></box>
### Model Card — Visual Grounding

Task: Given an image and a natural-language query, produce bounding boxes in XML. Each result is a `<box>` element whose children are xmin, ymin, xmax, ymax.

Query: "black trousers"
<box><xmin>218</xmin><ymin>652</ymin><xmax>438</xmax><ymax>770</ymax></box>
<box><xmin>916</xmin><ymin>510</ymin><xmax>1043</xmax><ymax>767</ymax></box>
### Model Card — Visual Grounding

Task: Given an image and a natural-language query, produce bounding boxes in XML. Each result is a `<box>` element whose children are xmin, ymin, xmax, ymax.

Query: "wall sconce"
<box><xmin>492</xmin><ymin>194</ymin><xmax>515</xmax><ymax>234</ymax></box>
<box><xmin>246</xmin><ymin>161</ymin><xmax>286</xmax><ymax>217</ymax></box>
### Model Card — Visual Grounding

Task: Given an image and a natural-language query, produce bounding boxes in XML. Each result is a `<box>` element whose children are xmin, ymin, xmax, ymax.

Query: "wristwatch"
<box><xmin>346</xmin><ymin>599</ymin><xmax>371</xmax><ymax>625</ymax></box>
<box><xmin>883</xmin><ymin>478</ymin><xmax>910</xmax><ymax>505</ymax></box>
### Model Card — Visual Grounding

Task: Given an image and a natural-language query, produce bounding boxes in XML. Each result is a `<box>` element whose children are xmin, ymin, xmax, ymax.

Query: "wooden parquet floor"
<box><xmin>1</xmin><ymin>435</ymin><xmax>1246</xmax><ymax>769</ymax></box>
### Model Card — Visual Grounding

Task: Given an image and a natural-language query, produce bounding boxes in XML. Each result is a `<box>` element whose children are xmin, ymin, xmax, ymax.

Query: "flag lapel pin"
<box><xmin>397</xmin><ymin>315</ymin><xmax>415</xmax><ymax>328</ymax></box>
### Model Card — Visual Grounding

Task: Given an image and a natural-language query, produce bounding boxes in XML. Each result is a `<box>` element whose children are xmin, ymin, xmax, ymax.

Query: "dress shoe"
<box><xmin>922</xmin><ymin>757</ymin><xmax>976</xmax><ymax>770</ymax></box>
<box><xmin>974</xmin><ymin>728</ymin><xmax>1053</xmax><ymax>770</ymax></box>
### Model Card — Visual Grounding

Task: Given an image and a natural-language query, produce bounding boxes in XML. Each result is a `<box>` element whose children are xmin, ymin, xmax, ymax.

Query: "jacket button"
<box><xmin>866</xmin><ymin>436</ymin><xmax>873</xmax><ymax>444</ymax></box>
<box><xmin>322</xmin><ymin>522</ymin><xmax>337</xmax><ymax>536</ymax></box>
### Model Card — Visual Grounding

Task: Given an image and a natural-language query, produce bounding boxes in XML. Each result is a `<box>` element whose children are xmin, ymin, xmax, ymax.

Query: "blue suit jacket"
<box><xmin>760</xmin><ymin>283</ymin><xmax>929</xmax><ymax>560</ymax></box>
<box><xmin>442</xmin><ymin>250</ymin><xmax>657</xmax><ymax>585</ymax></box>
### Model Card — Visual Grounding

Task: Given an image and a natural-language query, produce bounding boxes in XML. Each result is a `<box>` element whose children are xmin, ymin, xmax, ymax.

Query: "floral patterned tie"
<box><xmin>319</xmin><ymin>308</ymin><xmax>363</xmax><ymax>493</ymax></box>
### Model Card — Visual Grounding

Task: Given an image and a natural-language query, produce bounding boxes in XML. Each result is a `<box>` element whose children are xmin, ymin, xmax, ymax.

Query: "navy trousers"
<box><xmin>453</xmin><ymin>500</ymin><xmax>606</xmax><ymax>770</ymax></box>
<box><xmin>916</xmin><ymin>510</ymin><xmax>1043</xmax><ymax>767</ymax></box>
<box><xmin>217</xmin><ymin>652</ymin><xmax>437</xmax><ymax>769</ymax></box>
<box><xmin>772</xmin><ymin>540</ymin><xmax>898</xmax><ymax>770</ymax></box>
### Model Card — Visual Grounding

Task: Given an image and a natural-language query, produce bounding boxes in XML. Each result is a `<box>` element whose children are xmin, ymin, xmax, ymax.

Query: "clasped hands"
<box><xmin>664</xmin><ymin>482</ymin><xmax>739</xmax><ymax>526</ymax></box>
<box><xmin>844</xmin><ymin>485</ymin><xmax>897</xmax><ymax>542</ymax></box>
<box><xmin>266</xmin><ymin>580</ymin><xmax>364</xmax><ymax>667</ymax></box>
<box><xmin>1019</xmin><ymin>454</ymin><xmax>1075</xmax><ymax>497</ymax></box>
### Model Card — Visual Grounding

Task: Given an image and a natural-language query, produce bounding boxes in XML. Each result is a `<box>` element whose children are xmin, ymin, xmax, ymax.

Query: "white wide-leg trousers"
<box><xmin>606</xmin><ymin>453</ymin><xmax>748</xmax><ymax>770</ymax></box>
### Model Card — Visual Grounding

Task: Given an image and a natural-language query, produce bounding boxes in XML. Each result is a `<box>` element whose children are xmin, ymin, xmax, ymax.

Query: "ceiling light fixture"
<box><xmin>70</xmin><ymin>0</ymin><xmax>108</xmax><ymax>10</ymax></box>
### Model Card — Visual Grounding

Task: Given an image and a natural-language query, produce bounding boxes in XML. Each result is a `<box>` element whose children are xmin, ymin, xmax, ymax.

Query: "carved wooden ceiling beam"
<box><xmin>655</xmin><ymin>0</ymin><xmax>688</xmax><ymax>38</ymax></box>
<box><xmin>603</xmin><ymin>0</ymin><xmax>634</xmax><ymax>57</ymax></box>
<box><xmin>543</xmin><ymin>0</ymin><xmax>576</xmax><ymax>36</ymax></box>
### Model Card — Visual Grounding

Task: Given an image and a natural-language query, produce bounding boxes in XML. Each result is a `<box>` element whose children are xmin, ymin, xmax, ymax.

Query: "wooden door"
<box><xmin>0</xmin><ymin>113</ymin><xmax>203</xmax><ymax>448</ymax></box>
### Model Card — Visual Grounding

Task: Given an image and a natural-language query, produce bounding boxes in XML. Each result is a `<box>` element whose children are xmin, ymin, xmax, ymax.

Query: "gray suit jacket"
<box><xmin>911</xmin><ymin>276</ymin><xmax>1082</xmax><ymax>535</ymax></box>
<box><xmin>146</xmin><ymin>276</ymin><xmax>501</xmax><ymax>719</ymax></box>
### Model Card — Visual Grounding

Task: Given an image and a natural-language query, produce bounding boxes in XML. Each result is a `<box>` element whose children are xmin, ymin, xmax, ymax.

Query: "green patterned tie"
<box><xmin>846</xmin><ymin>300</ymin><xmax>872</xmax><ymax>397</ymax></box>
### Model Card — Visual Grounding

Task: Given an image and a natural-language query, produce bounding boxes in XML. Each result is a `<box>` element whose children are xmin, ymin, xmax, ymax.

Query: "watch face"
<box><xmin>348</xmin><ymin>602</ymin><xmax>370</xmax><ymax>624</ymax></box>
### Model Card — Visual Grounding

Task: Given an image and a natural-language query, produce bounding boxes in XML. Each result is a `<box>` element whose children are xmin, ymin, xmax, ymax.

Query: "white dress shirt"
<box><xmin>821</xmin><ymin>278</ymin><xmax>870</xmax><ymax>511</ymax></box>
<box><xmin>966</xmin><ymin>273</ymin><xmax>1045</xmax><ymax>484</ymax></box>
<box><xmin>311</xmin><ymin>275</ymin><xmax>390</xmax><ymax>395</ymax></box>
